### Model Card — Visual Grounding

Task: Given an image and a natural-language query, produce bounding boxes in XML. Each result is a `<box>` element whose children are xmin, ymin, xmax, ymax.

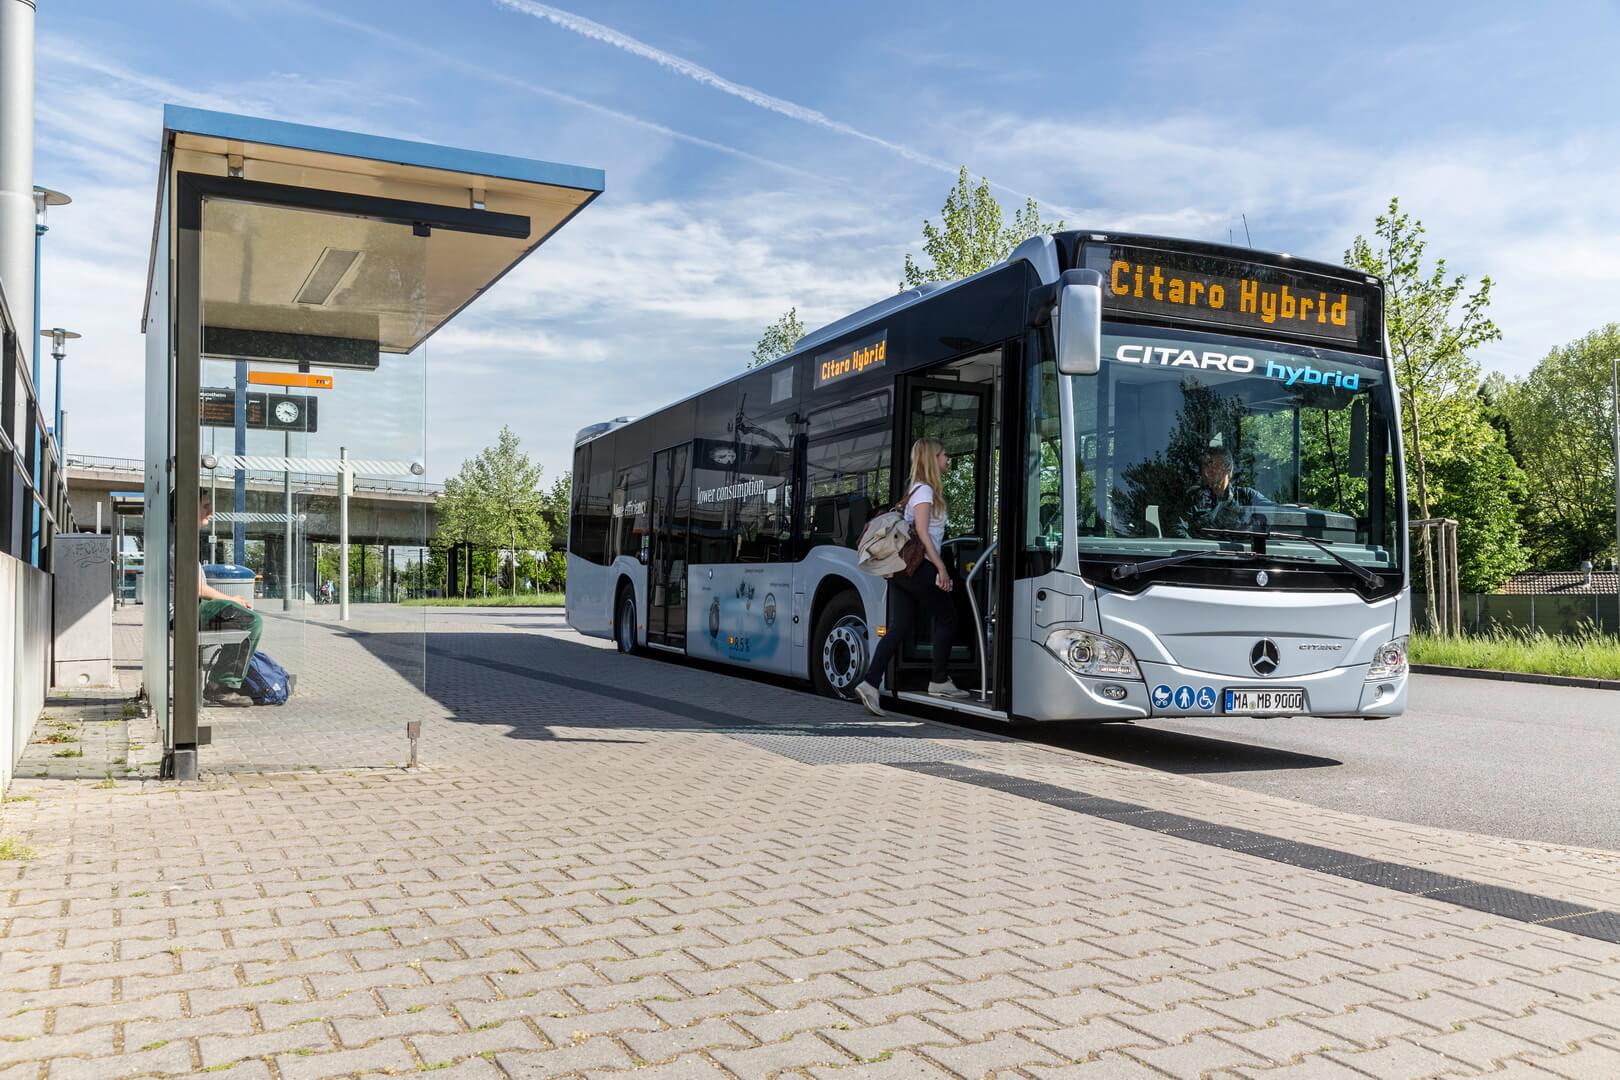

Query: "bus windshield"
<box><xmin>1071</xmin><ymin>326</ymin><xmax>1401</xmax><ymax>586</ymax></box>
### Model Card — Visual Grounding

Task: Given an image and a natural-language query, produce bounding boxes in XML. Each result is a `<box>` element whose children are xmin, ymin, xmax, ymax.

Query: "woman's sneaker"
<box><xmin>927</xmin><ymin>680</ymin><xmax>971</xmax><ymax>700</ymax></box>
<box><xmin>853</xmin><ymin>682</ymin><xmax>885</xmax><ymax>717</ymax></box>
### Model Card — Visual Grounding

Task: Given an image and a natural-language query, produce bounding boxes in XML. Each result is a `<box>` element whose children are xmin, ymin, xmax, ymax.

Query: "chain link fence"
<box><xmin>1413</xmin><ymin>593</ymin><xmax>1620</xmax><ymax>637</ymax></box>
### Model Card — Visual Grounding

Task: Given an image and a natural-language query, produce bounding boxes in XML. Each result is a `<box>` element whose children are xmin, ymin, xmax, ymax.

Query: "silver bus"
<box><xmin>567</xmin><ymin>231</ymin><xmax>1409</xmax><ymax>723</ymax></box>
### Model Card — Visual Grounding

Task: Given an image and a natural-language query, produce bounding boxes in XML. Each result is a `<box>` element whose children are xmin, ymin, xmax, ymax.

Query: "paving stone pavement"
<box><xmin>1</xmin><ymin>605</ymin><xmax>1619</xmax><ymax>1079</ymax></box>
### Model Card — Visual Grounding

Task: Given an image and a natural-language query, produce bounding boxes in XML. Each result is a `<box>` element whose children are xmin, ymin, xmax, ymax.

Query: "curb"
<box><xmin>1411</xmin><ymin>664</ymin><xmax>1620</xmax><ymax>692</ymax></box>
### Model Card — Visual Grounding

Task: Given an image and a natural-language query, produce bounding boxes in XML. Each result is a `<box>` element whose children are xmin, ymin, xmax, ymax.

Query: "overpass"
<box><xmin>67</xmin><ymin>453</ymin><xmax>441</xmax><ymax>546</ymax></box>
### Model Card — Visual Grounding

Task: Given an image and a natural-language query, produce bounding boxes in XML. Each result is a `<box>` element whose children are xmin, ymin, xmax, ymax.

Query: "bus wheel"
<box><xmin>615</xmin><ymin>589</ymin><xmax>641</xmax><ymax>655</ymax></box>
<box><xmin>812</xmin><ymin>594</ymin><xmax>869</xmax><ymax>700</ymax></box>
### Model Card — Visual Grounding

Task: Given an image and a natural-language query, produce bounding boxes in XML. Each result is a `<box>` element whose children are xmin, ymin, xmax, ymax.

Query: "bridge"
<box><xmin>66</xmin><ymin>453</ymin><xmax>442</xmax><ymax>546</ymax></box>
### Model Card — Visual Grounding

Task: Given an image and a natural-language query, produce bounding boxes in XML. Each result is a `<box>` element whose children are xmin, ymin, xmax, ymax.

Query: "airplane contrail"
<box><xmin>495</xmin><ymin>0</ymin><xmax>1078</xmax><ymax>217</ymax></box>
<box><xmin>273</xmin><ymin>0</ymin><xmax>831</xmax><ymax>184</ymax></box>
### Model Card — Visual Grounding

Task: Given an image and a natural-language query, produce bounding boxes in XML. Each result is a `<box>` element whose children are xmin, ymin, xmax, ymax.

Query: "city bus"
<box><xmin>566</xmin><ymin>231</ymin><xmax>1409</xmax><ymax>723</ymax></box>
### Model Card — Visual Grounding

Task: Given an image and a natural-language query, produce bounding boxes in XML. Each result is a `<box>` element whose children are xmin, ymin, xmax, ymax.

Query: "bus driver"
<box><xmin>1179</xmin><ymin>444</ymin><xmax>1269</xmax><ymax>534</ymax></box>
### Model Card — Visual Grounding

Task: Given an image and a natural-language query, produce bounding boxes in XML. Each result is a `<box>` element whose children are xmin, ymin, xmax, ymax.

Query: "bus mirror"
<box><xmin>1055</xmin><ymin>269</ymin><xmax>1103</xmax><ymax>376</ymax></box>
<box><xmin>1348</xmin><ymin>399</ymin><xmax>1368</xmax><ymax>477</ymax></box>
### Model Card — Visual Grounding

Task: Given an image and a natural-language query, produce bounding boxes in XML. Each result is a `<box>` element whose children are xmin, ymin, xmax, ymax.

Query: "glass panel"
<box><xmin>1024</xmin><ymin>354</ymin><xmax>1063</xmax><ymax>553</ymax></box>
<box><xmin>806</xmin><ymin>392</ymin><xmax>891</xmax><ymax>549</ymax></box>
<box><xmin>910</xmin><ymin>388</ymin><xmax>983</xmax><ymax>541</ymax></box>
<box><xmin>187</xmin><ymin>197</ymin><xmax>428</xmax><ymax>745</ymax></box>
<box><xmin>1072</xmin><ymin>325</ymin><xmax>1400</xmax><ymax>587</ymax></box>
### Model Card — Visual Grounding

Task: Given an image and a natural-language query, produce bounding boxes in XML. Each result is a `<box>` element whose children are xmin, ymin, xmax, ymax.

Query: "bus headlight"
<box><xmin>1045</xmin><ymin>630</ymin><xmax>1139</xmax><ymax>679</ymax></box>
<box><xmin>1366</xmin><ymin>636</ymin><xmax>1408</xmax><ymax>679</ymax></box>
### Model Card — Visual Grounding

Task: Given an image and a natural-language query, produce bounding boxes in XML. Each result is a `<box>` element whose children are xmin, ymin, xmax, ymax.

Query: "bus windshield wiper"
<box><xmin>1194</xmin><ymin>527</ymin><xmax>1382</xmax><ymax>589</ymax></box>
<box><xmin>1110</xmin><ymin>547</ymin><xmax>1252</xmax><ymax>581</ymax></box>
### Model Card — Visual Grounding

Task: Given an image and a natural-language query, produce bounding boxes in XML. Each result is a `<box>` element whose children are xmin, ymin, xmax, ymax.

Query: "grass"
<box><xmin>399</xmin><ymin>592</ymin><xmax>564</xmax><ymax>608</ymax></box>
<box><xmin>0</xmin><ymin>837</ymin><xmax>36</xmax><ymax>861</ymax></box>
<box><xmin>39</xmin><ymin>732</ymin><xmax>77</xmax><ymax>745</ymax></box>
<box><xmin>51</xmin><ymin>748</ymin><xmax>84</xmax><ymax>759</ymax></box>
<box><xmin>1411</xmin><ymin>628</ymin><xmax>1620</xmax><ymax>680</ymax></box>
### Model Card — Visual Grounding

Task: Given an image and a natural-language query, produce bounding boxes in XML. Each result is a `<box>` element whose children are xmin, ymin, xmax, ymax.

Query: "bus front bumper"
<box><xmin>1015</xmin><ymin>644</ymin><xmax>1408</xmax><ymax>722</ymax></box>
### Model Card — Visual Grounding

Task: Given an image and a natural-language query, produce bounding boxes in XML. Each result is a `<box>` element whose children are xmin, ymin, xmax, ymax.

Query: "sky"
<box><xmin>32</xmin><ymin>0</ymin><xmax>1620</xmax><ymax>482</ymax></box>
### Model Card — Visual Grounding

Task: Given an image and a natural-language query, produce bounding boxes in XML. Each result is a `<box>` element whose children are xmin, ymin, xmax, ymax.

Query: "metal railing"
<box><xmin>68</xmin><ymin>453</ymin><xmax>444</xmax><ymax>497</ymax></box>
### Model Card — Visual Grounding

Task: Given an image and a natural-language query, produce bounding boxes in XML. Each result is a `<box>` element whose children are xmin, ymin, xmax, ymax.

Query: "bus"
<box><xmin>566</xmin><ymin>231</ymin><xmax>1409</xmax><ymax>724</ymax></box>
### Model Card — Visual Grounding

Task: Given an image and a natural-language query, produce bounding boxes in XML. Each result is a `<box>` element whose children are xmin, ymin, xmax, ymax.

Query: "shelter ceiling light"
<box><xmin>294</xmin><ymin>247</ymin><xmax>362</xmax><ymax>306</ymax></box>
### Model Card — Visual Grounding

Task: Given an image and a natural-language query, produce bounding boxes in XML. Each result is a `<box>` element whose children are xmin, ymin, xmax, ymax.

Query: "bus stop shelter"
<box><xmin>142</xmin><ymin>106</ymin><xmax>602</xmax><ymax>779</ymax></box>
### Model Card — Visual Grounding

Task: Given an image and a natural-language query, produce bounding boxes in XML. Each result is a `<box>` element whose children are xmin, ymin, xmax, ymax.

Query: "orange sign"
<box><xmin>248</xmin><ymin>371</ymin><xmax>334</xmax><ymax>389</ymax></box>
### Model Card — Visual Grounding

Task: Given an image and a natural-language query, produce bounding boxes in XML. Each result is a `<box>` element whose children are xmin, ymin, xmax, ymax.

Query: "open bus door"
<box><xmin>893</xmin><ymin>350</ymin><xmax>1005</xmax><ymax>709</ymax></box>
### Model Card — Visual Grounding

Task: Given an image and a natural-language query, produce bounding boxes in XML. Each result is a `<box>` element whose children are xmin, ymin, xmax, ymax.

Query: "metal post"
<box><xmin>1448</xmin><ymin>520</ymin><xmax>1461</xmax><ymax>637</ymax></box>
<box><xmin>2</xmin><ymin>0</ymin><xmax>37</xmax><ymax>561</ymax></box>
<box><xmin>233</xmin><ymin>360</ymin><xmax>246</xmax><ymax>566</ymax></box>
<box><xmin>339</xmin><ymin>446</ymin><xmax>350</xmax><ymax>621</ymax></box>
<box><xmin>283</xmin><ymin>430</ymin><xmax>293</xmax><ymax>611</ymax></box>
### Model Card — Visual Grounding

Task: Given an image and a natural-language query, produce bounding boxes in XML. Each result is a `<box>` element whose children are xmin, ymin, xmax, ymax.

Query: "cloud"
<box><xmin>493</xmin><ymin>0</ymin><xmax>1078</xmax><ymax>216</ymax></box>
<box><xmin>267</xmin><ymin>0</ymin><xmax>828</xmax><ymax>184</ymax></box>
<box><xmin>424</xmin><ymin>188</ymin><xmax>914</xmax><ymax>478</ymax></box>
<box><xmin>965</xmin><ymin>112</ymin><xmax>1620</xmax><ymax>376</ymax></box>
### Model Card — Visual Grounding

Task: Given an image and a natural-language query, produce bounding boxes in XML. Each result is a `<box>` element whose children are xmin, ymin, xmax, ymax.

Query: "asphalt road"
<box><xmin>1021</xmin><ymin>675</ymin><xmax>1620</xmax><ymax>852</ymax></box>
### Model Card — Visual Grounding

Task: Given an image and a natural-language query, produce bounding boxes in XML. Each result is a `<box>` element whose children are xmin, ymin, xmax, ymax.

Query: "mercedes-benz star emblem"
<box><xmin>1250</xmin><ymin>639</ymin><xmax>1280</xmax><ymax>676</ymax></box>
<box><xmin>1255</xmin><ymin>569</ymin><xmax>1269</xmax><ymax>586</ymax></box>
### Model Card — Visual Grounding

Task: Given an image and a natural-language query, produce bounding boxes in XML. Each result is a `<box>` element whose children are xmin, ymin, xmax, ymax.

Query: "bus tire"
<box><xmin>811</xmin><ymin>592</ymin><xmax>870</xmax><ymax>701</ymax></box>
<box><xmin>614</xmin><ymin>585</ymin><xmax>641</xmax><ymax>656</ymax></box>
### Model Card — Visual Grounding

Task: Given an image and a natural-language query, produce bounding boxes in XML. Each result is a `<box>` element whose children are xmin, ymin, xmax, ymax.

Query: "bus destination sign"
<box><xmin>1080</xmin><ymin>242</ymin><xmax>1379</xmax><ymax>350</ymax></box>
<box><xmin>813</xmin><ymin>330</ymin><xmax>887</xmax><ymax>389</ymax></box>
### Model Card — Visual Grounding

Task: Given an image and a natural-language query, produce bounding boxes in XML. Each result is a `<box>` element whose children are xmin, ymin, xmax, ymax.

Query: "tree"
<box><xmin>750</xmin><ymin>307</ymin><xmax>805</xmax><ymax>368</ymax></box>
<box><xmin>902</xmin><ymin>167</ymin><xmax>1063</xmax><ymax>288</ymax></box>
<box><xmin>1497</xmin><ymin>324</ymin><xmax>1620</xmax><ymax>568</ymax></box>
<box><xmin>439</xmin><ymin>426</ymin><xmax>550</xmax><ymax>598</ymax></box>
<box><xmin>1346</xmin><ymin>198</ymin><xmax>1524</xmax><ymax>612</ymax></box>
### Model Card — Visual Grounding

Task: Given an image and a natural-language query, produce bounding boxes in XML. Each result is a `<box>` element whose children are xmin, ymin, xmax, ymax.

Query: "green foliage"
<box><xmin>1412</xmin><ymin>628</ymin><xmax>1620</xmax><ymax>679</ymax></box>
<box><xmin>750</xmin><ymin>307</ymin><xmax>806</xmax><ymax>368</ymax></box>
<box><xmin>434</xmin><ymin>427</ymin><xmax>550</xmax><ymax>598</ymax></box>
<box><xmin>1430</xmin><ymin>430</ymin><xmax>1528</xmax><ymax>591</ymax></box>
<box><xmin>1497</xmin><ymin>324</ymin><xmax>1620</xmax><ymax>568</ymax></box>
<box><xmin>1346</xmin><ymin>198</ymin><xmax>1524</xmax><ymax>598</ymax></box>
<box><xmin>902</xmin><ymin>167</ymin><xmax>1062</xmax><ymax>288</ymax></box>
<box><xmin>315</xmin><ymin>543</ymin><xmax>385</xmax><ymax>598</ymax></box>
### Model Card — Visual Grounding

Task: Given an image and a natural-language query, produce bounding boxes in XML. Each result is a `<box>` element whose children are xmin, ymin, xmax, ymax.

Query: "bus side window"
<box><xmin>735</xmin><ymin>368</ymin><xmax>797</xmax><ymax>563</ymax></box>
<box><xmin>578</xmin><ymin>448</ymin><xmax>614</xmax><ymax>565</ymax></box>
<box><xmin>805</xmin><ymin>392</ymin><xmax>892</xmax><ymax>550</ymax></box>
<box><xmin>570</xmin><ymin>442</ymin><xmax>590</xmax><ymax>555</ymax></box>
<box><xmin>1023</xmin><ymin>353</ymin><xmax>1063</xmax><ymax>554</ymax></box>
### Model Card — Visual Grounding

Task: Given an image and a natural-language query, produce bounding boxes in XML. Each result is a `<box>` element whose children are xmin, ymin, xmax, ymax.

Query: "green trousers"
<box><xmin>199</xmin><ymin>600</ymin><xmax>264</xmax><ymax>689</ymax></box>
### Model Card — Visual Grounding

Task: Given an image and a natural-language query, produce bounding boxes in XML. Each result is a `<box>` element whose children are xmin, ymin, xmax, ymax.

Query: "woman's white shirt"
<box><xmin>904</xmin><ymin>483</ymin><xmax>947</xmax><ymax>548</ymax></box>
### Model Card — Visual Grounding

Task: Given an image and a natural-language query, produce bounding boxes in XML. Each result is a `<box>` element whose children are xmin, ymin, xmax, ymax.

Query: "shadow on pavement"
<box><xmin>1019</xmin><ymin>722</ymin><xmax>1343</xmax><ymax>774</ymax></box>
<box><xmin>337</xmin><ymin>622</ymin><xmax>1004</xmax><ymax>768</ymax></box>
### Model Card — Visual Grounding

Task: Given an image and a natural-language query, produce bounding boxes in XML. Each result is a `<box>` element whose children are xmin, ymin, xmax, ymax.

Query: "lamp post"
<box><xmin>39</xmin><ymin>326</ymin><xmax>80</xmax><ymax>458</ymax></box>
<box><xmin>30</xmin><ymin>187</ymin><xmax>69</xmax><ymax>562</ymax></box>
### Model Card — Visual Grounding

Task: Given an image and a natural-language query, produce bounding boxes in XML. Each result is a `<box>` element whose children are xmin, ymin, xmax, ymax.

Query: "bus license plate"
<box><xmin>1224</xmin><ymin>689</ymin><xmax>1304</xmax><ymax>715</ymax></box>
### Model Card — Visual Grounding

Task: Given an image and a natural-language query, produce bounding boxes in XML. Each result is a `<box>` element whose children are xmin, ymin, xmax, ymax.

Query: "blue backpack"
<box><xmin>242</xmin><ymin>651</ymin><xmax>291</xmax><ymax>706</ymax></box>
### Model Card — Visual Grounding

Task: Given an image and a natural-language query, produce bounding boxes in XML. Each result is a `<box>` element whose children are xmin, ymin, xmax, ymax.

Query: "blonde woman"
<box><xmin>855</xmin><ymin>437</ymin><xmax>969</xmax><ymax>716</ymax></box>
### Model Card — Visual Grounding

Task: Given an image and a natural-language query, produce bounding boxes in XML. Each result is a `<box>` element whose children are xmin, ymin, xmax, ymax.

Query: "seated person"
<box><xmin>196</xmin><ymin>494</ymin><xmax>265</xmax><ymax>705</ymax></box>
<box><xmin>1176</xmin><ymin>445</ymin><xmax>1271</xmax><ymax>535</ymax></box>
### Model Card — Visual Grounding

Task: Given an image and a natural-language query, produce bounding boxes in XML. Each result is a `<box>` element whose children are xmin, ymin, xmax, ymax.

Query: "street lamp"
<box><xmin>30</xmin><ymin>188</ymin><xmax>70</xmax><ymax>563</ymax></box>
<box><xmin>31</xmin><ymin>187</ymin><xmax>70</xmax><ymax>389</ymax></box>
<box><xmin>39</xmin><ymin>327</ymin><xmax>80</xmax><ymax>457</ymax></box>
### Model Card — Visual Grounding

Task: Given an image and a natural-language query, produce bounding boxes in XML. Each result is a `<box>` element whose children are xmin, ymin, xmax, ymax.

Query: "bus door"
<box><xmin>897</xmin><ymin>352</ymin><xmax>1001</xmax><ymax>701</ymax></box>
<box><xmin>648</xmin><ymin>444</ymin><xmax>692</xmax><ymax>647</ymax></box>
